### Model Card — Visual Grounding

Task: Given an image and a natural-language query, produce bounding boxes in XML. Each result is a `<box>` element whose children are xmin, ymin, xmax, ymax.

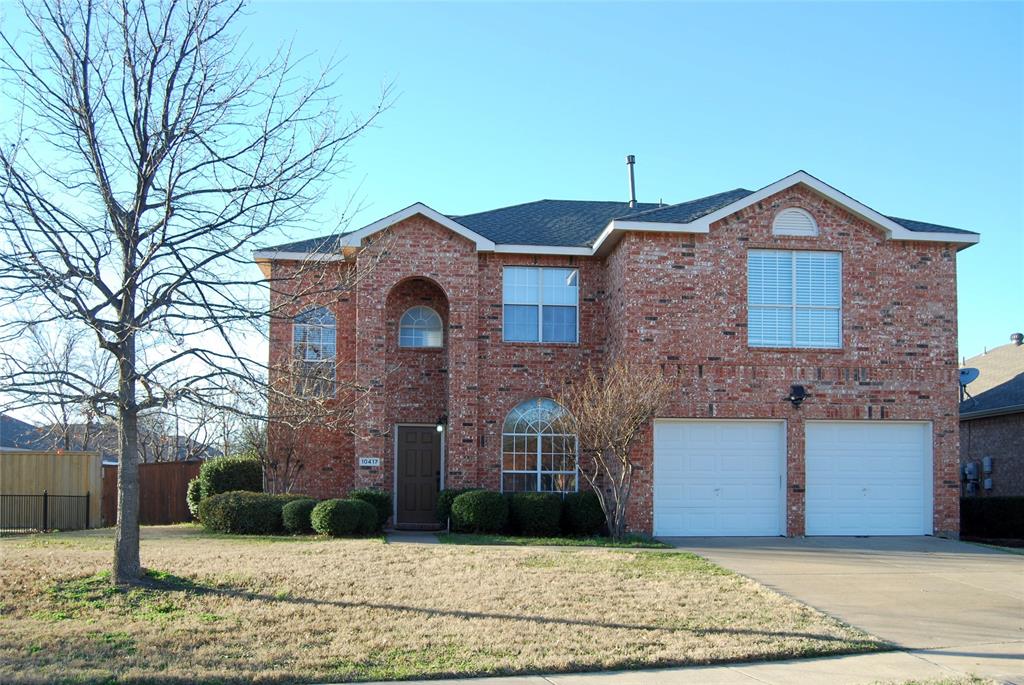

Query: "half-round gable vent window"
<box><xmin>772</xmin><ymin>208</ymin><xmax>818</xmax><ymax>236</ymax></box>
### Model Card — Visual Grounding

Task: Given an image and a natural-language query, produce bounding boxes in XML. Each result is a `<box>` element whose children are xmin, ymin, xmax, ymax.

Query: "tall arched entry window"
<box><xmin>501</xmin><ymin>398</ymin><xmax>577</xmax><ymax>493</ymax></box>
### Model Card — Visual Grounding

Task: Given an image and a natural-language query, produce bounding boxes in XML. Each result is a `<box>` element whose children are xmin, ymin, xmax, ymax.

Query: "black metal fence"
<box><xmin>0</xmin><ymin>491</ymin><xmax>91</xmax><ymax>536</ymax></box>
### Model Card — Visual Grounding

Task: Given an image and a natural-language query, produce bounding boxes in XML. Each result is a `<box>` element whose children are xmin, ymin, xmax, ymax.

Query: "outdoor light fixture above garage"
<box><xmin>787</xmin><ymin>385</ymin><xmax>807</xmax><ymax>408</ymax></box>
<box><xmin>436</xmin><ymin>414</ymin><xmax>448</xmax><ymax>433</ymax></box>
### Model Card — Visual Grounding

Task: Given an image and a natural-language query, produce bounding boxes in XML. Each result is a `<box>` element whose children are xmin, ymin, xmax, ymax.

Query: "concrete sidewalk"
<box><xmin>359</xmin><ymin>643</ymin><xmax>1023</xmax><ymax>684</ymax></box>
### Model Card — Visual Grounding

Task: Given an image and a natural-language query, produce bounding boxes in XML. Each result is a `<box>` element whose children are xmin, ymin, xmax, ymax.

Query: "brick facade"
<box><xmin>266</xmin><ymin>185</ymin><xmax>963</xmax><ymax>537</ymax></box>
<box><xmin>961</xmin><ymin>413</ymin><xmax>1024</xmax><ymax>497</ymax></box>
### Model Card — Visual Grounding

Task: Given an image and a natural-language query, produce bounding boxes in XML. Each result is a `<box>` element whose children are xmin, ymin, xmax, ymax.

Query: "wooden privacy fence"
<box><xmin>0</xmin><ymin>451</ymin><xmax>102</xmax><ymax>533</ymax></box>
<box><xmin>102</xmin><ymin>460</ymin><xmax>202</xmax><ymax>526</ymax></box>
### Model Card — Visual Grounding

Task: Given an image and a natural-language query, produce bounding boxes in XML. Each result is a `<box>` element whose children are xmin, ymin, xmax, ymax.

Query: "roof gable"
<box><xmin>254</xmin><ymin>171</ymin><xmax>979</xmax><ymax>260</ymax></box>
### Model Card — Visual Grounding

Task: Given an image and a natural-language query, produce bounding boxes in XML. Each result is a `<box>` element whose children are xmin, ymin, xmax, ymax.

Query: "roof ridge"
<box><xmin>615</xmin><ymin>188</ymin><xmax>753</xmax><ymax>221</ymax></box>
<box><xmin>451</xmin><ymin>197</ymin><xmax>661</xmax><ymax>220</ymax></box>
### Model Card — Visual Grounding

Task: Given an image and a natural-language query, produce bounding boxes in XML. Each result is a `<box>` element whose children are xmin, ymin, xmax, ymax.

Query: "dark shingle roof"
<box><xmin>886</xmin><ymin>216</ymin><xmax>977</xmax><ymax>235</ymax></box>
<box><xmin>452</xmin><ymin>200</ymin><xmax>660</xmax><ymax>247</ymax></box>
<box><xmin>961</xmin><ymin>374</ymin><xmax>1024</xmax><ymax>418</ymax></box>
<box><xmin>260</xmin><ymin>185</ymin><xmax>977</xmax><ymax>253</ymax></box>
<box><xmin>613</xmin><ymin>189</ymin><xmax>755</xmax><ymax>224</ymax></box>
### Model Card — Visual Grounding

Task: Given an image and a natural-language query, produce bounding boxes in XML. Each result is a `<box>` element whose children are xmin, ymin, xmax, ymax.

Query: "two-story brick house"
<box><xmin>254</xmin><ymin>170</ymin><xmax>978</xmax><ymax>537</ymax></box>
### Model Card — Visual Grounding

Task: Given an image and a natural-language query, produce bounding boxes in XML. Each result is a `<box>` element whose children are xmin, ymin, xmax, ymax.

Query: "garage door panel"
<box><xmin>654</xmin><ymin>420</ymin><xmax>785</xmax><ymax>537</ymax></box>
<box><xmin>806</xmin><ymin>421</ymin><xmax>931</xmax><ymax>536</ymax></box>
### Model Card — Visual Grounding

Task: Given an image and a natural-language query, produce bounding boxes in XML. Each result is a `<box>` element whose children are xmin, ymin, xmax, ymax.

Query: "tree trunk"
<box><xmin>113</xmin><ymin>336</ymin><xmax>142</xmax><ymax>584</ymax></box>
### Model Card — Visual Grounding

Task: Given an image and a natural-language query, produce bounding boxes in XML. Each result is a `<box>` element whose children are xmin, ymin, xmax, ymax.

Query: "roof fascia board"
<box><xmin>491</xmin><ymin>244</ymin><xmax>592</xmax><ymax>256</ymax></box>
<box><xmin>960</xmin><ymin>404</ymin><xmax>1024</xmax><ymax>420</ymax></box>
<box><xmin>251</xmin><ymin>250</ymin><xmax>346</xmax><ymax>262</ymax></box>
<box><xmin>591</xmin><ymin>171</ymin><xmax>978</xmax><ymax>251</ymax></box>
<box><xmin>342</xmin><ymin>202</ymin><xmax>496</xmax><ymax>251</ymax></box>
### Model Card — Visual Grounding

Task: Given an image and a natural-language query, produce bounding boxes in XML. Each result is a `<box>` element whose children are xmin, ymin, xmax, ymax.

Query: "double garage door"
<box><xmin>653</xmin><ymin>420</ymin><xmax>932</xmax><ymax>537</ymax></box>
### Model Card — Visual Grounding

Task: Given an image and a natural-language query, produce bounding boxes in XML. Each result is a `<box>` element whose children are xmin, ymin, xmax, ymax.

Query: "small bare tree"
<box><xmin>2</xmin><ymin>323</ymin><xmax>116</xmax><ymax>451</ymax></box>
<box><xmin>0</xmin><ymin>0</ymin><xmax>389</xmax><ymax>583</ymax></box>
<box><xmin>557</xmin><ymin>360</ymin><xmax>672</xmax><ymax>539</ymax></box>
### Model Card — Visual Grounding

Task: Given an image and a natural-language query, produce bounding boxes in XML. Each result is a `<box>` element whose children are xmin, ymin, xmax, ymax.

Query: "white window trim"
<box><xmin>502</xmin><ymin>266</ymin><xmax>580</xmax><ymax>344</ymax></box>
<box><xmin>398</xmin><ymin>306</ymin><xmax>444</xmax><ymax>349</ymax></box>
<box><xmin>748</xmin><ymin>249</ymin><xmax>843</xmax><ymax>349</ymax></box>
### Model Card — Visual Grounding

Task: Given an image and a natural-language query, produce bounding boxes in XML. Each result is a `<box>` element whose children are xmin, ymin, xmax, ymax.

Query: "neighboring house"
<box><xmin>960</xmin><ymin>334</ymin><xmax>1024</xmax><ymax>497</ymax></box>
<box><xmin>0</xmin><ymin>414</ymin><xmax>48</xmax><ymax>451</ymax></box>
<box><xmin>255</xmin><ymin>169</ymin><xmax>979</xmax><ymax>537</ymax></box>
<box><xmin>0</xmin><ymin>414</ymin><xmax>217</xmax><ymax>463</ymax></box>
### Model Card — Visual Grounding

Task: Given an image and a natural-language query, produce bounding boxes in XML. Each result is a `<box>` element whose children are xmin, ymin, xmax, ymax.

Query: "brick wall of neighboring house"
<box><xmin>960</xmin><ymin>413</ymin><xmax>1024</xmax><ymax>497</ymax></box>
<box><xmin>266</xmin><ymin>186</ymin><xmax>962</xmax><ymax>536</ymax></box>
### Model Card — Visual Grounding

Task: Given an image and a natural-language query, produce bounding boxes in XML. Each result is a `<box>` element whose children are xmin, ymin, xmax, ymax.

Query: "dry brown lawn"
<box><xmin>0</xmin><ymin>525</ymin><xmax>885</xmax><ymax>684</ymax></box>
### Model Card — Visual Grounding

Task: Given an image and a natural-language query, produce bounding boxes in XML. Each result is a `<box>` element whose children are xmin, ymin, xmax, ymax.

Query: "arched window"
<box><xmin>772</xmin><ymin>207</ymin><xmax>819</xmax><ymax>236</ymax></box>
<box><xmin>501</xmin><ymin>398</ymin><xmax>577</xmax><ymax>493</ymax></box>
<box><xmin>293</xmin><ymin>307</ymin><xmax>336</xmax><ymax>396</ymax></box>
<box><xmin>399</xmin><ymin>306</ymin><xmax>443</xmax><ymax>348</ymax></box>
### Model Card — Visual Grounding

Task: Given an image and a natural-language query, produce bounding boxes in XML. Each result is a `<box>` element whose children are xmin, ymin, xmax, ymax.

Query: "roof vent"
<box><xmin>1012</xmin><ymin>332</ymin><xmax>1023</xmax><ymax>346</ymax></box>
<box><xmin>626</xmin><ymin>155</ymin><xmax>637</xmax><ymax>208</ymax></box>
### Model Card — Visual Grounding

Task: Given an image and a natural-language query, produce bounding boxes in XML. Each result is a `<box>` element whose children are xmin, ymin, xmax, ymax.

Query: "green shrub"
<box><xmin>311</xmin><ymin>499</ymin><xmax>380</xmax><ymax>537</ymax></box>
<box><xmin>561</xmin><ymin>491</ymin><xmax>606</xmax><ymax>536</ymax></box>
<box><xmin>451</xmin><ymin>490</ymin><xmax>508</xmax><ymax>533</ymax></box>
<box><xmin>509</xmin><ymin>492</ymin><xmax>562</xmax><ymax>536</ymax></box>
<box><xmin>198</xmin><ymin>456</ymin><xmax>263</xmax><ymax>499</ymax></box>
<box><xmin>282</xmin><ymin>498</ymin><xmax>317</xmax><ymax>534</ymax></box>
<box><xmin>198</xmin><ymin>491</ymin><xmax>283</xmax><ymax>535</ymax></box>
<box><xmin>352</xmin><ymin>498</ymin><xmax>380</xmax><ymax>534</ymax></box>
<box><xmin>349</xmin><ymin>488</ymin><xmax>392</xmax><ymax>529</ymax></box>
<box><xmin>436</xmin><ymin>488</ymin><xmax>480</xmax><ymax>526</ymax></box>
<box><xmin>186</xmin><ymin>477</ymin><xmax>202</xmax><ymax>520</ymax></box>
<box><xmin>961</xmin><ymin>496</ymin><xmax>1024</xmax><ymax>539</ymax></box>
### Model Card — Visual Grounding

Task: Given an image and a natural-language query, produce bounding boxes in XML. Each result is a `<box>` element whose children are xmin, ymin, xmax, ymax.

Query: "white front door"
<box><xmin>805</xmin><ymin>421</ymin><xmax>932</xmax><ymax>536</ymax></box>
<box><xmin>653</xmin><ymin>420</ymin><xmax>786</xmax><ymax>536</ymax></box>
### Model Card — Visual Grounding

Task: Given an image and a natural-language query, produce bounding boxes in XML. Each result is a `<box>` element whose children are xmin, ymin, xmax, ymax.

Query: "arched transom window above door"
<box><xmin>398</xmin><ymin>306</ymin><xmax>443</xmax><ymax>348</ymax></box>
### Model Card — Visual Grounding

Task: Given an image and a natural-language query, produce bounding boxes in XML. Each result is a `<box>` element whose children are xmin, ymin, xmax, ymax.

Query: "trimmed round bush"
<box><xmin>561</xmin><ymin>491</ymin><xmax>605</xmax><ymax>536</ymax></box>
<box><xmin>436</xmin><ymin>488</ymin><xmax>480</xmax><ymax>526</ymax></box>
<box><xmin>198</xmin><ymin>491</ymin><xmax>282</xmax><ymax>535</ymax></box>
<box><xmin>349</xmin><ymin>488</ymin><xmax>392</xmax><ymax>529</ymax></box>
<box><xmin>509</xmin><ymin>492</ymin><xmax>562</xmax><ymax>537</ymax></box>
<box><xmin>198</xmin><ymin>456</ymin><xmax>263</xmax><ymax>499</ymax></box>
<box><xmin>311</xmin><ymin>498</ymin><xmax>380</xmax><ymax>537</ymax></box>
<box><xmin>451</xmin><ymin>490</ymin><xmax>508</xmax><ymax>533</ymax></box>
<box><xmin>186</xmin><ymin>477</ymin><xmax>202</xmax><ymax>520</ymax></box>
<box><xmin>282</xmin><ymin>498</ymin><xmax>317</xmax><ymax>534</ymax></box>
<box><xmin>352</xmin><ymin>498</ymin><xmax>380</xmax><ymax>534</ymax></box>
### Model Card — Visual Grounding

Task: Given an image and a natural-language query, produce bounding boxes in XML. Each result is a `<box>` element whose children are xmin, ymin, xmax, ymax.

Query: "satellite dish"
<box><xmin>959</xmin><ymin>368</ymin><xmax>980</xmax><ymax>386</ymax></box>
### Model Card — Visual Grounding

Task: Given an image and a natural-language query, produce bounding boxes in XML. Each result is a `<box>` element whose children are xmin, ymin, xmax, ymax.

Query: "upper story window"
<box><xmin>501</xmin><ymin>398</ymin><xmax>577</xmax><ymax>493</ymax></box>
<box><xmin>503</xmin><ymin>266</ymin><xmax>578</xmax><ymax>343</ymax></box>
<box><xmin>772</xmin><ymin>208</ymin><xmax>819</xmax><ymax>236</ymax></box>
<box><xmin>293</xmin><ymin>306</ymin><xmax>336</xmax><ymax>396</ymax></box>
<box><xmin>399</xmin><ymin>306</ymin><xmax>443</xmax><ymax>348</ymax></box>
<box><xmin>748</xmin><ymin>250</ymin><xmax>841</xmax><ymax>349</ymax></box>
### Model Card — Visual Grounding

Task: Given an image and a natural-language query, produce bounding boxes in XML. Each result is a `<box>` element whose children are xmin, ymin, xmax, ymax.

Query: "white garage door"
<box><xmin>806</xmin><ymin>422</ymin><xmax>932</xmax><ymax>536</ymax></box>
<box><xmin>653</xmin><ymin>420</ymin><xmax>785</xmax><ymax>536</ymax></box>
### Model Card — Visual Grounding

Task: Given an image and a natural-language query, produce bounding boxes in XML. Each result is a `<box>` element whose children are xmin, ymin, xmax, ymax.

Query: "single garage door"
<box><xmin>653</xmin><ymin>420</ymin><xmax>785</xmax><ymax>536</ymax></box>
<box><xmin>805</xmin><ymin>421</ymin><xmax>932</xmax><ymax>536</ymax></box>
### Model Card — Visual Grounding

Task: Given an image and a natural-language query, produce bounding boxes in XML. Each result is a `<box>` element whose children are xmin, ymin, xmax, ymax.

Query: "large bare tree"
<box><xmin>557</xmin><ymin>360</ymin><xmax>671</xmax><ymax>539</ymax></box>
<box><xmin>0</xmin><ymin>0</ymin><xmax>388</xmax><ymax>583</ymax></box>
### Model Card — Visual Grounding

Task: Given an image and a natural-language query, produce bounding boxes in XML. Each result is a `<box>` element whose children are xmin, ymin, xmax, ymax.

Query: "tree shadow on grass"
<box><xmin>103</xmin><ymin>570</ymin><xmax>891</xmax><ymax>648</ymax></box>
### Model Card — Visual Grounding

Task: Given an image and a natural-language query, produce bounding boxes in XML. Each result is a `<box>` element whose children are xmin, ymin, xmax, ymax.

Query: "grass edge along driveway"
<box><xmin>0</xmin><ymin>525</ymin><xmax>888</xmax><ymax>684</ymax></box>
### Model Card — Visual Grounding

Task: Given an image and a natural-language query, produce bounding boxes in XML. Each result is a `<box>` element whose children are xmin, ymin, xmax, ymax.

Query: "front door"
<box><xmin>396</xmin><ymin>425</ymin><xmax>441</xmax><ymax>528</ymax></box>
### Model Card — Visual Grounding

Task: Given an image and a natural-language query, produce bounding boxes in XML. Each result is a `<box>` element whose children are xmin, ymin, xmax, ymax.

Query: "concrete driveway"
<box><xmin>666</xmin><ymin>536</ymin><xmax>1024</xmax><ymax>680</ymax></box>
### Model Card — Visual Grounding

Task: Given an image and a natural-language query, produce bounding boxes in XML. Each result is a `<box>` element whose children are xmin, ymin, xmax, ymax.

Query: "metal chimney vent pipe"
<box><xmin>626</xmin><ymin>155</ymin><xmax>637</xmax><ymax>208</ymax></box>
<box><xmin>1012</xmin><ymin>332</ymin><xmax>1023</xmax><ymax>346</ymax></box>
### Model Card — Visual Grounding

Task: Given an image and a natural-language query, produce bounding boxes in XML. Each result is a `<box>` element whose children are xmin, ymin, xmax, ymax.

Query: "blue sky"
<box><xmin>239</xmin><ymin>1</ymin><xmax>1022</xmax><ymax>360</ymax></box>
